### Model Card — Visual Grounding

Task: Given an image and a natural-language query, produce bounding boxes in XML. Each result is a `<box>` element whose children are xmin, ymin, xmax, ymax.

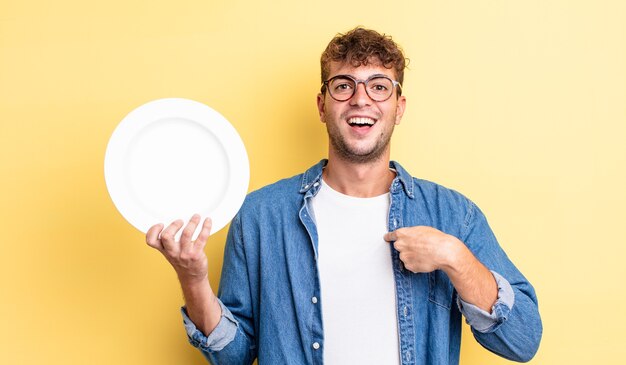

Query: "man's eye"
<box><xmin>334</xmin><ymin>83</ymin><xmax>353</xmax><ymax>91</ymax></box>
<box><xmin>369</xmin><ymin>83</ymin><xmax>389</xmax><ymax>92</ymax></box>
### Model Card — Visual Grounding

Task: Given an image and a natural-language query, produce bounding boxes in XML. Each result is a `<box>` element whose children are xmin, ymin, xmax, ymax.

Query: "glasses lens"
<box><xmin>366</xmin><ymin>77</ymin><xmax>394</xmax><ymax>101</ymax></box>
<box><xmin>328</xmin><ymin>76</ymin><xmax>356</xmax><ymax>101</ymax></box>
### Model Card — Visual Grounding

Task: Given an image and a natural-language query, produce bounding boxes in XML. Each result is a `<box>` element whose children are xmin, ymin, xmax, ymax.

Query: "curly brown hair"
<box><xmin>320</xmin><ymin>27</ymin><xmax>408</xmax><ymax>92</ymax></box>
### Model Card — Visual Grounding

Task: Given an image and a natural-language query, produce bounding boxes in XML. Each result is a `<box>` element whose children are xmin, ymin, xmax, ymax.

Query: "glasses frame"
<box><xmin>321</xmin><ymin>74</ymin><xmax>402</xmax><ymax>102</ymax></box>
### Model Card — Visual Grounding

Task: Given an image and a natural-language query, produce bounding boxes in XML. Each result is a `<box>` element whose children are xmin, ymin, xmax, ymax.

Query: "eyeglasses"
<box><xmin>321</xmin><ymin>74</ymin><xmax>402</xmax><ymax>102</ymax></box>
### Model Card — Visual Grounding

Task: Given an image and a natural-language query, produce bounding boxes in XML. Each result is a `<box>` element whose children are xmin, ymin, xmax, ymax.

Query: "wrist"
<box><xmin>438</xmin><ymin>235</ymin><xmax>468</xmax><ymax>274</ymax></box>
<box><xmin>178</xmin><ymin>272</ymin><xmax>209</xmax><ymax>289</ymax></box>
<box><xmin>179</xmin><ymin>274</ymin><xmax>216</xmax><ymax>304</ymax></box>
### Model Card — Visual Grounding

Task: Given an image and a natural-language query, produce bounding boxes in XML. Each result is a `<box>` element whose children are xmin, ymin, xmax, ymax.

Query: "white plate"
<box><xmin>104</xmin><ymin>98</ymin><xmax>249</xmax><ymax>238</ymax></box>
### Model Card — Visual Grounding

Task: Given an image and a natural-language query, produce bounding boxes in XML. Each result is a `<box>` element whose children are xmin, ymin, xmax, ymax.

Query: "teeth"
<box><xmin>348</xmin><ymin>117</ymin><xmax>375</xmax><ymax>126</ymax></box>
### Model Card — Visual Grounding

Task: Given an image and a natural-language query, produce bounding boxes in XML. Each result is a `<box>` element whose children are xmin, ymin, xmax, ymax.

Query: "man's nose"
<box><xmin>349</xmin><ymin>82</ymin><xmax>373</xmax><ymax>106</ymax></box>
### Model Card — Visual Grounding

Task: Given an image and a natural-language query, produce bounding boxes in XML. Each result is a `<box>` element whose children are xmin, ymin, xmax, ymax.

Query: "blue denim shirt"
<box><xmin>181</xmin><ymin>160</ymin><xmax>542</xmax><ymax>364</ymax></box>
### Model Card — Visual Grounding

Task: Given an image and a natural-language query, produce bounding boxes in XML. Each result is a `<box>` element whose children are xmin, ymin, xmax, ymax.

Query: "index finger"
<box><xmin>384</xmin><ymin>231</ymin><xmax>397</xmax><ymax>242</ymax></box>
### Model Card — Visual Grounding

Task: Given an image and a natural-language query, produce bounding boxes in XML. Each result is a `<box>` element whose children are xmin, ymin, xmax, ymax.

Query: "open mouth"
<box><xmin>347</xmin><ymin>117</ymin><xmax>376</xmax><ymax>129</ymax></box>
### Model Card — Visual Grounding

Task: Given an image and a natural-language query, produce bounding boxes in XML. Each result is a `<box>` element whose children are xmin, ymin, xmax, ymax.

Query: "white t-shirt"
<box><xmin>311</xmin><ymin>179</ymin><xmax>400</xmax><ymax>364</ymax></box>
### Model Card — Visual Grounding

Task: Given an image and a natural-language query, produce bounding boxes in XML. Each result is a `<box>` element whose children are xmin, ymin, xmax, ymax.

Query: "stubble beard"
<box><xmin>326</xmin><ymin>118</ymin><xmax>395</xmax><ymax>164</ymax></box>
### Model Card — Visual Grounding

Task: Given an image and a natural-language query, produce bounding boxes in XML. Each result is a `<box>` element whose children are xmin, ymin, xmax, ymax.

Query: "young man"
<box><xmin>146</xmin><ymin>28</ymin><xmax>542</xmax><ymax>364</ymax></box>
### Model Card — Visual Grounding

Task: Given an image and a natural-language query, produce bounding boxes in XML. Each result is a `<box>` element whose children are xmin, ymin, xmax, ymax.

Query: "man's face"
<box><xmin>317</xmin><ymin>61</ymin><xmax>406</xmax><ymax>164</ymax></box>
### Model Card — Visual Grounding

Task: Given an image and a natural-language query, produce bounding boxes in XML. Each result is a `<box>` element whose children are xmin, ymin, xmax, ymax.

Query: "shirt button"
<box><xmin>313</xmin><ymin>182</ymin><xmax>319</xmax><ymax>187</ymax></box>
<box><xmin>313</xmin><ymin>342</ymin><xmax>320</xmax><ymax>350</ymax></box>
<box><xmin>311</xmin><ymin>296</ymin><xmax>318</xmax><ymax>304</ymax></box>
<box><xmin>304</xmin><ymin>184</ymin><xmax>310</xmax><ymax>189</ymax></box>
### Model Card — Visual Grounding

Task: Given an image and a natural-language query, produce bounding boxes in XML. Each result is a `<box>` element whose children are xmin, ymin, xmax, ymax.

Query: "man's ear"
<box><xmin>394</xmin><ymin>95</ymin><xmax>406</xmax><ymax>125</ymax></box>
<box><xmin>317</xmin><ymin>93</ymin><xmax>326</xmax><ymax>123</ymax></box>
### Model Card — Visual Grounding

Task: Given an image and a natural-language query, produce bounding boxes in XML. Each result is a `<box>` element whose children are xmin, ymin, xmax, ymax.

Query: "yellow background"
<box><xmin>1</xmin><ymin>0</ymin><xmax>625</xmax><ymax>364</ymax></box>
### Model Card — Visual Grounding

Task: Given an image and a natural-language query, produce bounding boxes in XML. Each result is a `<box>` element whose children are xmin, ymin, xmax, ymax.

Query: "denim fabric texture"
<box><xmin>181</xmin><ymin>160</ymin><xmax>542</xmax><ymax>365</ymax></box>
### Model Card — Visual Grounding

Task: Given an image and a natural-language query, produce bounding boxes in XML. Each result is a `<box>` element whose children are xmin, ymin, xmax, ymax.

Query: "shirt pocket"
<box><xmin>428</xmin><ymin>270</ymin><xmax>455</xmax><ymax>310</ymax></box>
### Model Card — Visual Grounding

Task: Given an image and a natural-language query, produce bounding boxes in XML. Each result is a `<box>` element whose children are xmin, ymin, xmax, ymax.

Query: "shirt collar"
<box><xmin>299</xmin><ymin>159</ymin><xmax>414</xmax><ymax>199</ymax></box>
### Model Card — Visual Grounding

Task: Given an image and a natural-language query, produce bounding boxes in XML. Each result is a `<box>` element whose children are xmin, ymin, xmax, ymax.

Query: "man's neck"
<box><xmin>322</xmin><ymin>156</ymin><xmax>396</xmax><ymax>198</ymax></box>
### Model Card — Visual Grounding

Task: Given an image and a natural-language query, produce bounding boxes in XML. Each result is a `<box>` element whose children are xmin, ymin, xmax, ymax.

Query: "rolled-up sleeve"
<box><xmin>181</xmin><ymin>300</ymin><xmax>239</xmax><ymax>352</ymax></box>
<box><xmin>457</xmin><ymin>271</ymin><xmax>515</xmax><ymax>333</ymax></box>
